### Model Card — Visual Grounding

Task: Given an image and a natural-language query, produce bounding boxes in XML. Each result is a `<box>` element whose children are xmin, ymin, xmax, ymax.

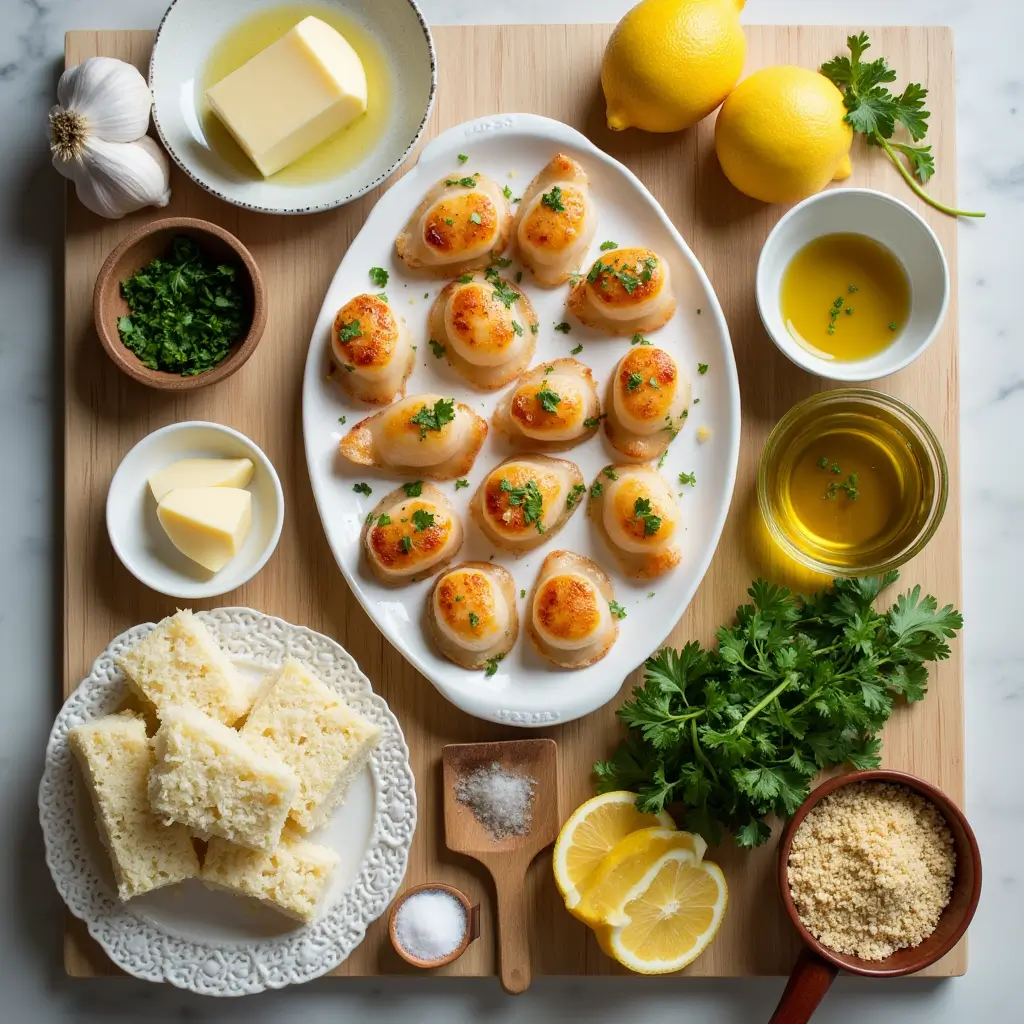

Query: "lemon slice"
<box><xmin>597</xmin><ymin>848</ymin><xmax>728</xmax><ymax>975</ymax></box>
<box><xmin>553</xmin><ymin>792</ymin><xmax>674</xmax><ymax>909</ymax></box>
<box><xmin>573</xmin><ymin>827</ymin><xmax>708</xmax><ymax>927</ymax></box>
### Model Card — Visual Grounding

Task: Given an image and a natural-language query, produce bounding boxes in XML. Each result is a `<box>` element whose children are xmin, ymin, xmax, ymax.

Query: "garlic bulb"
<box><xmin>49</xmin><ymin>56</ymin><xmax>171</xmax><ymax>219</ymax></box>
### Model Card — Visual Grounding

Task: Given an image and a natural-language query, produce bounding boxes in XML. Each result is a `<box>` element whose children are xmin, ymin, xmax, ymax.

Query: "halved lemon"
<box><xmin>553</xmin><ymin>792</ymin><xmax>674</xmax><ymax>909</ymax></box>
<box><xmin>596</xmin><ymin>848</ymin><xmax>728</xmax><ymax>974</ymax></box>
<box><xmin>573</xmin><ymin>827</ymin><xmax>708</xmax><ymax>927</ymax></box>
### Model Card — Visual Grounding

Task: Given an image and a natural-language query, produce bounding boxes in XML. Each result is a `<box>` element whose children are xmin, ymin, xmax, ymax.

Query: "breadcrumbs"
<box><xmin>788</xmin><ymin>782</ymin><xmax>955</xmax><ymax>960</ymax></box>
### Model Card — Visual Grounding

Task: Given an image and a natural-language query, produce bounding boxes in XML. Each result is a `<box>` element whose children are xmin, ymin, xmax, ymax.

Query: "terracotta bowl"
<box><xmin>93</xmin><ymin>216</ymin><xmax>266</xmax><ymax>390</ymax></box>
<box><xmin>388</xmin><ymin>882</ymin><xmax>480</xmax><ymax>969</ymax></box>
<box><xmin>769</xmin><ymin>769</ymin><xmax>982</xmax><ymax>1023</ymax></box>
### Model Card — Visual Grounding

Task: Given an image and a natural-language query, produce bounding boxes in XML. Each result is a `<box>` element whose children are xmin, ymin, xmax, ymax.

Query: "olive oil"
<box><xmin>198</xmin><ymin>4</ymin><xmax>393</xmax><ymax>185</ymax></box>
<box><xmin>759</xmin><ymin>392</ymin><xmax>945</xmax><ymax>574</ymax></box>
<box><xmin>781</xmin><ymin>233</ymin><xmax>910</xmax><ymax>362</ymax></box>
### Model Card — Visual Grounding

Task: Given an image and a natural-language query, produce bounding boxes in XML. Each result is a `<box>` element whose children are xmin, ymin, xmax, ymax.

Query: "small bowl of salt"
<box><xmin>388</xmin><ymin>883</ymin><xmax>480</xmax><ymax>969</ymax></box>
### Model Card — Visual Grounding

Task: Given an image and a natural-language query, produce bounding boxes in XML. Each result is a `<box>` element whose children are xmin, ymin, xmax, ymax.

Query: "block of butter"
<box><xmin>205</xmin><ymin>15</ymin><xmax>368</xmax><ymax>178</ymax></box>
<box><xmin>148</xmin><ymin>457</ymin><xmax>254</xmax><ymax>502</ymax></box>
<box><xmin>157</xmin><ymin>487</ymin><xmax>252</xmax><ymax>573</ymax></box>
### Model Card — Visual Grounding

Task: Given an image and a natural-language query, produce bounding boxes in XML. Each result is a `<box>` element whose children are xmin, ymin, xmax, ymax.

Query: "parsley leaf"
<box><xmin>600</xmin><ymin>240</ymin><xmax>619</xmax><ymax>250</ymax></box>
<box><xmin>554</xmin><ymin>321</ymin><xmax>571</xmax><ymax>333</ymax></box>
<box><xmin>369</xmin><ymin>266</ymin><xmax>388</xmax><ymax>287</ymax></box>
<box><xmin>399</xmin><ymin>535</ymin><xmax>413</xmax><ymax>554</ymax></box>
<box><xmin>500</xmin><ymin>476</ymin><xmax>545</xmax><ymax>530</ymax></box>
<box><xmin>590</xmin><ymin>481</ymin><xmax>603</xmax><ymax>498</ymax></box>
<box><xmin>570</xmin><ymin>343</ymin><xmax>583</xmax><ymax>355</ymax></box>
<box><xmin>409</xmin><ymin>398</ymin><xmax>456</xmax><ymax>439</ymax></box>
<box><xmin>609</xmin><ymin>600</ymin><xmax>628</xmax><ymax>619</ymax></box>
<box><xmin>820</xmin><ymin>33</ymin><xmax>983</xmax><ymax>218</ymax></box>
<box><xmin>626</xmin><ymin>372</ymin><xmax>644</xmax><ymax>391</ymax></box>
<box><xmin>469</xmin><ymin>611</ymin><xmax>480</xmax><ymax>627</ymax></box>
<box><xmin>537</xmin><ymin>380</ymin><xmax>562</xmax><ymax>413</ymax></box>
<box><xmin>502</xmin><ymin>185</ymin><xmax>513</xmax><ymax>200</ymax></box>
<box><xmin>492</xmin><ymin>279</ymin><xmax>519</xmax><ymax>309</ymax></box>
<box><xmin>541</xmin><ymin>185</ymin><xmax>565</xmax><ymax>212</ymax></box>
<box><xmin>678</xmin><ymin>470</ymin><xmax>696</xmax><ymax>487</ymax></box>
<box><xmin>594</xmin><ymin>573</ymin><xmax>963</xmax><ymax>847</ymax></box>
<box><xmin>353</xmin><ymin>482</ymin><xmax>372</xmax><ymax>496</ymax></box>
<box><xmin>698</xmin><ymin>362</ymin><xmax>709</xmax><ymax>375</ymax></box>
<box><xmin>454</xmin><ymin>478</ymin><xmax>469</xmax><ymax>490</ymax></box>
<box><xmin>485</xmin><ymin>653</ymin><xmax>504</xmax><ymax>676</ymax></box>
<box><xmin>633</xmin><ymin>496</ymin><xmax>661</xmax><ymax>536</ymax></box>
<box><xmin>603</xmin><ymin>467</ymin><xmax>618</xmax><ymax>480</ymax></box>
<box><xmin>338</xmin><ymin>319</ymin><xmax>362</xmax><ymax>343</ymax></box>
<box><xmin>632</xmin><ymin>333</ymin><xmax>652</xmax><ymax>346</ymax></box>
<box><xmin>444</xmin><ymin>176</ymin><xmax>478</xmax><ymax>187</ymax></box>
<box><xmin>429</xmin><ymin>338</ymin><xmax>446</xmax><ymax>358</ymax></box>
<box><xmin>458</xmin><ymin>153</ymin><xmax>469</xmax><ymax>164</ymax></box>
<box><xmin>566</xmin><ymin>483</ymin><xmax>586</xmax><ymax>510</ymax></box>
<box><xmin>412</xmin><ymin>508</ymin><xmax>435</xmax><ymax>532</ymax></box>
<box><xmin>403</xmin><ymin>481</ymin><xmax>423</xmax><ymax>497</ymax></box>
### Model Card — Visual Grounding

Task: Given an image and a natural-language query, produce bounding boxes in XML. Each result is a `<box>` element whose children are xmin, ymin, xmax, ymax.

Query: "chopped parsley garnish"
<box><xmin>377</xmin><ymin>513</ymin><xmax>391</xmax><ymax>526</ymax></box>
<box><xmin>338</xmin><ymin>416</ymin><xmax>346</xmax><ymax>425</ymax></box>
<box><xmin>586</xmin><ymin>259</ymin><xmax>606</xmax><ymax>284</ymax></box>
<box><xmin>609</xmin><ymin>600</ymin><xmax>628</xmax><ymax>619</ymax></box>
<box><xmin>502</xmin><ymin>185</ymin><xmax>513</xmax><ymax>200</ymax></box>
<box><xmin>537</xmin><ymin>380</ymin><xmax>562</xmax><ymax>413</ymax></box>
<box><xmin>353</xmin><ymin>482</ymin><xmax>372</xmax><ymax>497</ymax></box>
<box><xmin>566</xmin><ymin>483</ymin><xmax>587</xmax><ymax>510</ymax></box>
<box><xmin>429</xmin><ymin>338</ymin><xmax>446</xmax><ymax>358</ymax></box>
<box><xmin>590</xmin><ymin>481</ymin><xmax>603</xmax><ymax>498</ymax></box>
<box><xmin>412</xmin><ymin>508</ymin><xmax>436</xmax><ymax>531</ymax></box>
<box><xmin>484</xmin><ymin>653</ymin><xmax>504</xmax><ymax>676</ymax></box>
<box><xmin>499</xmin><ymin>477</ymin><xmax>545</xmax><ymax>531</ymax></box>
<box><xmin>410</xmin><ymin>398</ymin><xmax>456</xmax><ymax>439</ymax></box>
<box><xmin>445</xmin><ymin>218</ymin><xmax>454</xmax><ymax>226</ymax></box>
<box><xmin>399</xmin><ymin>535</ymin><xmax>413</xmax><ymax>554</ymax></box>
<box><xmin>600</xmin><ymin>240</ymin><xmax>618</xmax><ymax>251</ymax></box>
<box><xmin>553</xmin><ymin>322</ymin><xmax>571</xmax><ymax>335</ymax></box>
<box><xmin>633</xmin><ymin>496</ymin><xmax>662</xmax><ymax>536</ymax></box>
<box><xmin>632</xmin><ymin>333</ymin><xmax>652</xmax><ymax>346</ymax></box>
<box><xmin>444</xmin><ymin>176</ymin><xmax>478</xmax><ymax>187</ymax></box>
<box><xmin>369</xmin><ymin>266</ymin><xmax>388</xmax><ymax>287</ymax></box>
<box><xmin>458</xmin><ymin>153</ymin><xmax>469</xmax><ymax>164</ymax></box>
<box><xmin>529</xmin><ymin>323</ymin><xmax>539</xmax><ymax>334</ymax></box>
<box><xmin>455</xmin><ymin>595</ymin><xmax>463</xmax><ymax>602</ymax></box>
<box><xmin>468</xmin><ymin>611</ymin><xmax>480</xmax><ymax>628</ymax></box>
<box><xmin>403</xmin><ymin>480</ymin><xmax>423</xmax><ymax>497</ymax></box>
<box><xmin>454</xmin><ymin>478</ymin><xmax>469</xmax><ymax>490</ymax></box>
<box><xmin>603</xmin><ymin>467</ymin><xmax>618</xmax><ymax>480</ymax></box>
<box><xmin>342</xmin><ymin>363</ymin><xmax>355</xmax><ymax>373</ymax></box>
<box><xmin>492</xmin><ymin>279</ymin><xmax>519</xmax><ymax>309</ymax></box>
<box><xmin>512</xmin><ymin>320</ymin><xmax>524</xmax><ymax>336</ymax></box>
<box><xmin>544</xmin><ymin>365</ymin><xmax>555</xmax><ymax>373</ymax></box>
<box><xmin>365</xmin><ymin>512</ymin><xmax>373</xmax><ymax>525</ymax></box>
<box><xmin>583</xmin><ymin>416</ymin><xmax>603</xmax><ymax>429</ymax></box>
<box><xmin>520</xmin><ymin>589</ymin><xmax>526</xmax><ymax>599</ymax></box>
<box><xmin>657</xmin><ymin>449</ymin><xmax>669</xmax><ymax>469</ymax></box>
<box><xmin>678</xmin><ymin>470</ymin><xmax>696</xmax><ymax>487</ymax></box>
<box><xmin>570</xmin><ymin>343</ymin><xmax>583</xmax><ymax>355</ymax></box>
<box><xmin>698</xmin><ymin>362</ymin><xmax>709</xmax><ymax>375</ymax></box>
<box><xmin>375</xmin><ymin>292</ymin><xmax>388</xmax><ymax>302</ymax></box>
<box><xmin>338</xmin><ymin>319</ymin><xmax>362</xmax><ymax>343</ymax></box>
<box><xmin>648</xmin><ymin>377</ymin><xmax>660</xmax><ymax>389</ymax></box>
<box><xmin>540</xmin><ymin>185</ymin><xmax>565</xmax><ymax>212</ymax></box>
<box><xmin>470</xmin><ymin>212</ymin><xmax>482</xmax><ymax>225</ymax></box>
<box><xmin>626</xmin><ymin>372</ymin><xmax>644</xmax><ymax>391</ymax></box>
<box><xmin>490</xmin><ymin>253</ymin><xmax>512</xmax><ymax>268</ymax></box>
<box><xmin>458</xmin><ymin>274</ymin><xmax>473</xmax><ymax>284</ymax></box>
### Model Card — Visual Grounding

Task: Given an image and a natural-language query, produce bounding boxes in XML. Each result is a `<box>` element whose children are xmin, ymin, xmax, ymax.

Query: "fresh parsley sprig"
<box><xmin>594</xmin><ymin>572</ymin><xmax>963</xmax><ymax>848</ymax></box>
<box><xmin>820</xmin><ymin>33</ymin><xmax>983</xmax><ymax>218</ymax></box>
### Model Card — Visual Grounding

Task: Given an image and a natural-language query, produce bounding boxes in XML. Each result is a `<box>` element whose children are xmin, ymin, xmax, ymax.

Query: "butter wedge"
<box><xmin>157</xmin><ymin>487</ymin><xmax>252</xmax><ymax>573</ymax></box>
<box><xmin>148</xmin><ymin>458</ymin><xmax>254</xmax><ymax>502</ymax></box>
<box><xmin>205</xmin><ymin>15</ymin><xmax>368</xmax><ymax>177</ymax></box>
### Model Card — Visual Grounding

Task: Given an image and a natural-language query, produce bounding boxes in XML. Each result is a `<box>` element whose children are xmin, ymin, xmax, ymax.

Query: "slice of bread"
<box><xmin>116</xmin><ymin>610</ymin><xmax>252</xmax><ymax>725</ymax></box>
<box><xmin>202</xmin><ymin>826</ymin><xmax>339</xmax><ymax>923</ymax></box>
<box><xmin>68</xmin><ymin>711</ymin><xmax>199</xmax><ymax>901</ymax></box>
<box><xmin>149</xmin><ymin>705</ymin><xmax>298</xmax><ymax>853</ymax></box>
<box><xmin>240</xmin><ymin>659</ymin><xmax>381</xmax><ymax>831</ymax></box>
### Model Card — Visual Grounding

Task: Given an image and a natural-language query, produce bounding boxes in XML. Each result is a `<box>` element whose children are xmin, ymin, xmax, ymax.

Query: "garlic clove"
<box><xmin>56</xmin><ymin>56</ymin><xmax>152</xmax><ymax>144</ymax></box>
<box><xmin>59</xmin><ymin>135</ymin><xmax>171</xmax><ymax>220</ymax></box>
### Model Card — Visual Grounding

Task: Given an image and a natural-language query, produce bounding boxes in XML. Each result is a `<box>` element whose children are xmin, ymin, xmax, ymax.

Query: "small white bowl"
<box><xmin>106</xmin><ymin>421</ymin><xmax>284</xmax><ymax>599</ymax></box>
<box><xmin>756</xmin><ymin>188</ymin><xmax>949</xmax><ymax>381</ymax></box>
<box><xmin>150</xmin><ymin>0</ymin><xmax>436</xmax><ymax>215</ymax></box>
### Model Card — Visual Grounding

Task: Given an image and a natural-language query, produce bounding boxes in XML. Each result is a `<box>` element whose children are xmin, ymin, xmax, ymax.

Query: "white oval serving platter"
<box><xmin>302</xmin><ymin>113</ymin><xmax>741</xmax><ymax>727</ymax></box>
<box><xmin>39</xmin><ymin>609</ymin><xmax>416</xmax><ymax>996</ymax></box>
<box><xmin>149</xmin><ymin>0</ymin><xmax>436</xmax><ymax>215</ymax></box>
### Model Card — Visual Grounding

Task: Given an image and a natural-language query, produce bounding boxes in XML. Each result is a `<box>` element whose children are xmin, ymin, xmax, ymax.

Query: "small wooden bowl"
<box><xmin>388</xmin><ymin>882</ymin><xmax>480</xmax><ymax>969</ymax></box>
<box><xmin>93</xmin><ymin>216</ymin><xmax>266</xmax><ymax>390</ymax></box>
<box><xmin>769</xmin><ymin>769</ymin><xmax>982</xmax><ymax>1023</ymax></box>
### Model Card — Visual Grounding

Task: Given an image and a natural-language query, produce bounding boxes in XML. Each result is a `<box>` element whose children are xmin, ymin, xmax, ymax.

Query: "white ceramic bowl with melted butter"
<box><xmin>756</xmin><ymin>188</ymin><xmax>949</xmax><ymax>382</ymax></box>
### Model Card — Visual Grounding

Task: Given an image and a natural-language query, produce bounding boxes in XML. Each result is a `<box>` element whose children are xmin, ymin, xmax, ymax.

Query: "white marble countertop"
<box><xmin>2</xmin><ymin>0</ymin><xmax>1018</xmax><ymax>1019</ymax></box>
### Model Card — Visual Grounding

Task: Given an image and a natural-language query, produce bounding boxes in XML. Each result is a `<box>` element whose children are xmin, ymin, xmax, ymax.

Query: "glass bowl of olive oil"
<box><xmin>756</xmin><ymin>189</ymin><xmax>949</xmax><ymax>381</ymax></box>
<box><xmin>758</xmin><ymin>389</ymin><xmax>947</xmax><ymax>576</ymax></box>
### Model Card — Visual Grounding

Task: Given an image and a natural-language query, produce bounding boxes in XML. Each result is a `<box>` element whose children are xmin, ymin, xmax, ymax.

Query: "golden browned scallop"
<box><xmin>427</xmin><ymin>561</ymin><xmax>518</xmax><ymax>670</ymax></box>
<box><xmin>526</xmin><ymin>550</ymin><xmax>619</xmax><ymax>669</ymax></box>
<box><xmin>340</xmin><ymin>393</ymin><xmax>488</xmax><ymax>480</ymax></box>
<box><xmin>395</xmin><ymin>173</ymin><xmax>512</xmax><ymax>276</ymax></box>
<box><xmin>604</xmin><ymin>346</ymin><xmax>691</xmax><ymax>461</ymax></box>
<box><xmin>331</xmin><ymin>293</ymin><xmax>414</xmax><ymax>404</ymax></box>
<box><xmin>512</xmin><ymin>154</ymin><xmax>597</xmax><ymax>286</ymax></box>
<box><xmin>428</xmin><ymin>272</ymin><xmax>538</xmax><ymax>389</ymax></box>
<box><xmin>568</xmin><ymin>247</ymin><xmax>677</xmax><ymax>335</ymax></box>
<box><xmin>470</xmin><ymin>455</ymin><xmax>584</xmax><ymax>556</ymax></box>
<box><xmin>492</xmin><ymin>358</ymin><xmax>601</xmax><ymax>452</ymax></box>
<box><xmin>589</xmin><ymin>465</ymin><xmax>681</xmax><ymax>579</ymax></box>
<box><xmin>361</xmin><ymin>483</ymin><xmax>463</xmax><ymax>585</ymax></box>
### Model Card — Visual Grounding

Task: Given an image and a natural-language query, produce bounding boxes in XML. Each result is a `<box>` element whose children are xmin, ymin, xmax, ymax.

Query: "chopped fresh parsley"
<box><xmin>529</xmin><ymin>323</ymin><xmax>539</xmax><ymax>335</ymax></box>
<box><xmin>537</xmin><ymin>380</ymin><xmax>562</xmax><ymax>413</ymax></box>
<box><xmin>444</xmin><ymin>175</ymin><xmax>478</xmax><ymax>187</ymax></box>
<box><xmin>490</xmin><ymin>253</ymin><xmax>512</xmax><ymax>268</ymax></box>
<box><xmin>520</xmin><ymin>589</ymin><xmax>526</xmax><ymax>599</ymax></box>
<box><xmin>583</xmin><ymin>416</ymin><xmax>603</xmax><ymax>429</ymax></box>
<box><xmin>455</xmin><ymin>595</ymin><xmax>464</xmax><ymax>602</ymax></box>
<box><xmin>409</xmin><ymin>398</ymin><xmax>456</xmax><ymax>439</ymax></box>
<box><xmin>566</xmin><ymin>483</ymin><xmax>587</xmax><ymax>511</ymax></box>
<box><xmin>429</xmin><ymin>338</ymin><xmax>446</xmax><ymax>358</ymax></box>
<box><xmin>678</xmin><ymin>470</ymin><xmax>696</xmax><ymax>487</ymax></box>
<box><xmin>412</xmin><ymin>508</ymin><xmax>436</xmax><ymax>532</ymax></box>
<box><xmin>603</xmin><ymin>467</ymin><xmax>618</xmax><ymax>480</ymax></box>
<box><xmin>454</xmin><ymin>478</ymin><xmax>470</xmax><ymax>490</ymax></box>
<box><xmin>485</xmin><ymin>653</ymin><xmax>504</xmax><ymax>676</ymax></box>
<box><xmin>338</xmin><ymin>415</ymin><xmax>346</xmax><ymax>425</ymax></box>
<box><xmin>633</xmin><ymin>496</ymin><xmax>661</xmax><ymax>536</ymax></box>
<box><xmin>492</xmin><ymin>279</ymin><xmax>519</xmax><ymax>309</ymax></box>
<box><xmin>657</xmin><ymin>449</ymin><xmax>669</xmax><ymax>469</ymax></box>
<box><xmin>499</xmin><ymin>476</ymin><xmax>545</xmax><ymax>531</ymax></box>
<box><xmin>626</xmin><ymin>372</ymin><xmax>644</xmax><ymax>391</ymax></box>
<box><xmin>698</xmin><ymin>362</ymin><xmax>709</xmax><ymax>375</ymax></box>
<box><xmin>600</xmin><ymin>240</ymin><xmax>619</xmax><ymax>251</ymax></box>
<box><xmin>403</xmin><ymin>480</ymin><xmax>423</xmax><ymax>497</ymax></box>
<box><xmin>369</xmin><ymin>266</ymin><xmax>389</xmax><ymax>287</ymax></box>
<box><xmin>609</xmin><ymin>600</ymin><xmax>628</xmax><ymax>619</ymax></box>
<box><xmin>342</xmin><ymin>363</ymin><xmax>355</xmax><ymax>373</ymax></box>
<box><xmin>377</xmin><ymin>513</ymin><xmax>391</xmax><ymax>526</ymax></box>
<box><xmin>458</xmin><ymin>273</ymin><xmax>473</xmax><ymax>284</ymax></box>
<box><xmin>399</xmin><ymin>535</ymin><xmax>413</xmax><ymax>554</ymax></box>
<box><xmin>570</xmin><ymin>343</ymin><xmax>583</xmax><ymax>355</ymax></box>
<box><xmin>375</xmin><ymin>292</ymin><xmax>388</xmax><ymax>303</ymax></box>
<box><xmin>338</xmin><ymin>319</ymin><xmax>362</xmax><ymax>343</ymax></box>
<box><xmin>541</xmin><ymin>185</ymin><xmax>565</xmax><ymax>212</ymax></box>
<box><xmin>631</xmin><ymin>333</ymin><xmax>652</xmax><ymax>346</ymax></box>
<box><xmin>544</xmin><ymin>365</ymin><xmax>555</xmax><ymax>373</ymax></box>
<box><xmin>590</xmin><ymin>481</ymin><xmax>604</xmax><ymax>498</ymax></box>
<box><xmin>469</xmin><ymin>611</ymin><xmax>480</xmax><ymax>628</ymax></box>
<box><xmin>502</xmin><ymin>185</ymin><xmax>513</xmax><ymax>200</ymax></box>
<box><xmin>444</xmin><ymin>218</ymin><xmax>455</xmax><ymax>226</ymax></box>
<box><xmin>353</xmin><ymin>482</ymin><xmax>372</xmax><ymax>497</ymax></box>
<box><xmin>512</xmin><ymin>320</ymin><xmax>524</xmax><ymax>336</ymax></box>
<box><xmin>458</xmin><ymin>153</ymin><xmax>469</xmax><ymax>164</ymax></box>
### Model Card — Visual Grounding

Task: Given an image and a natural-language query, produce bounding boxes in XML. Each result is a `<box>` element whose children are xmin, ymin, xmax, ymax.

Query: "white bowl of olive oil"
<box><xmin>150</xmin><ymin>0</ymin><xmax>435</xmax><ymax>214</ymax></box>
<box><xmin>756</xmin><ymin>189</ymin><xmax>949</xmax><ymax>381</ymax></box>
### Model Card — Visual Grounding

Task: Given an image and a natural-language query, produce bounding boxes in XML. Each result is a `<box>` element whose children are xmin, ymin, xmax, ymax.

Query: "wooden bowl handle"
<box><xmin>494</xmin><ymin>877</ymin><xmax>531</xmax><ymax>994</ymax></box>
<box><xmin>768</xmin><ymin>947</ymin><xmax>838</xmax><ymax>1023</ymax></box>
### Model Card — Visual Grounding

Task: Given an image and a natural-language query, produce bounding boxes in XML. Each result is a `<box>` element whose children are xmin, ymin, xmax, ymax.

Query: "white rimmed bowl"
<box><xmin>756</xmin><ymin>189</ymin><xmax>949</xmax><ymax>381</ymax></box>
<box><xmin>106</xmin><ymin>421</ymin><xmax>284</xmax><ymax>599</ymax></box>
<box><xmin>149</xmin><ymin>0</ymin><xmax>436</xmax><ymax>215</ymax></box>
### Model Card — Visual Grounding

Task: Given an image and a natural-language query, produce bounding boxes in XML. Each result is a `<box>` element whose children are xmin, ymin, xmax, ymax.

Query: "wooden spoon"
<box><xmin>441</xmin><ymin>739</ymin><xmax>559</xmax><ymax>994</ymax></box>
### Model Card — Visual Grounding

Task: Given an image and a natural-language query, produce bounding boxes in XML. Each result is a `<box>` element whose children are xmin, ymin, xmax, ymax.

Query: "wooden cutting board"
<box><xmin>62</xmin><ymin>24</ymin><xmax>964</xmax><ymax>978</ymax></box>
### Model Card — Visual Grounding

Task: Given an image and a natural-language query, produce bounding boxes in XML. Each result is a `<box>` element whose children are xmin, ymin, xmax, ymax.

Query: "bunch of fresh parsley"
<box><xmin>118</xmin><ymin>235</ymin><xmax>249</xmax><ymax>375</ymax></box>
<box><xmin>594</xmin><ymin>572</ymin><xmax>962</xmax><ymax>848</ymax></box>
<box><xmin>820</xmin><ymin>33</ymin><xmax>983</xmax><ymax>218</ymax></box>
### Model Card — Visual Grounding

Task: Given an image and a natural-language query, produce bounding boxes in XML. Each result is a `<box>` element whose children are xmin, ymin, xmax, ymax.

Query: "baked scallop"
<box><xmin>526</xmin><ymin>550</ymin><xmax>620</xmax><ymax>669</ymax></box>
<box><xmin>340</xmin><ymin>393</ymin><xmax>488</xmax><ymax>480</ymax></box>
<box><xmin>427</xmin><ymin>271</ymin><xmax>538</xmax><ymax>389</ymax></box>
<box><xmin>492</xmin><ymin>358</ymin><xmax>601</xmax><ymax>452</ymax></box>
<box><xmin>331</xmin><ymin>293</ymin><xmax>415</xmax><ymax>404</ymax></box>
<box><xmin>471</xmin><ymin>455</ymin><xmax>585</xmax><ymax>555</ymax></box>
<box><xmin>361</xmin><ymin>483</ymin><xmax>463</xmax><ymax>585</ymax></box>
<box><xmin>512</xmin><ymin>154</ymin><xmax>597</xmax><ymax>286</ymax></box>
<box><xmin>427</xmin><ymin>561</ymin><xmax>518</xmax><ymax>670</ymax></box>
<box><xmin>395</xmin><ymin>172</ymin><xmax>512</xmax><ymax>277</ymax></box>
<box><xmin>589</xmin><ymin>465</ymin><xmax>681</xmax><ymax>579</ymax></box>
<box><xmin>568</xmin><ymin>247</ymin><xmax>676</xmax><ymax>335</ymax></box>
<box><xmin>605</xmin><ymin>346</ymin><xmax>691</xmax><ymax>461</ymax></box>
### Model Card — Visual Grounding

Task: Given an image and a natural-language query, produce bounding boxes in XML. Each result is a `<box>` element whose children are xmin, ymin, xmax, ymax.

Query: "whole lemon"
<box><xmin>602</xmin><ymin>0</ymin><xmax>747</xmax><ymax>133</ymax></box>
<box><xmin>714</xmin><ymin>65</ymin><xmax>853</xmax><ymax>204</ymax></box>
